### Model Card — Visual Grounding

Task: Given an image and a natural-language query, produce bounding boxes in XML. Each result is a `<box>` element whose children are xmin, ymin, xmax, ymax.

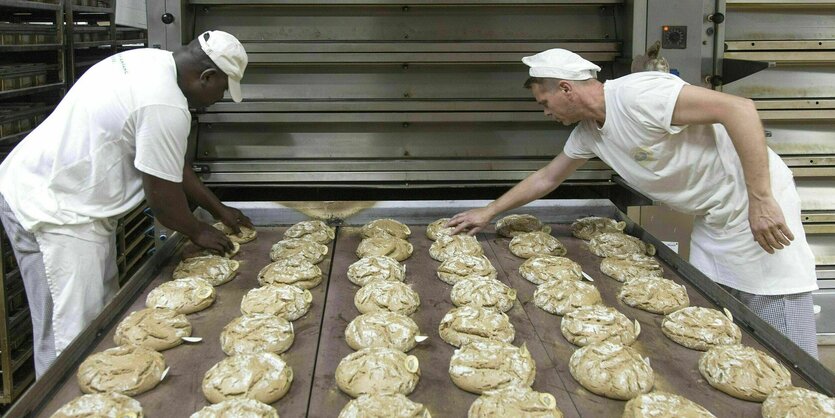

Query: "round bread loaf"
<box><xmin>622</xmin><ymin>391</ymin><xmax>716</xmax><ymax>418</ymax></box>
<box><xmin>468</xmin><ymin>386</ymin><xmax>563</xmax><ymax>418</ymax></box>
<box><xmin>220</xmin><ymin>314</ymin><xmax>295</xmax><ymax>356</ymax></box>
<box><xmin>284</xmin><ymin>220</ymin><xmax>335</xmax><ymax>244</ymax></box>
<box><xmin>569</xmin><ymin>342</ymin><xmax>654</xmax><ymax>400</ymax></box>
<box><xmin>51</xmin><ymin>393</ymin><xmax>144</xmax><ymax>418</ymax></box>
<box><xmin>509</xmin><ymin>232</ymin><xmax>566</xmax><ymax>259</ymax></box>
<box><xmin>533</xmin><ymin>279</ymin><xmax>602</xmax><ymax>316</ymax></box>
<box><xmin>173</xmin><ymin>255</ymin><xmax>239</xmax><ymax>286</ymax></box>
<box><xmin>588</xmin><ymin>233</ymin><xmax>654</xmax><ymax>258</ymax></box>
<box><xmin>356</xmin><ymin>237</ymin><xmax>413</xmax><ymax>262</ymax></box>
<box><xmin>618</xmin><ymin>276</ymin><xmax>689</xmax><ymax>314</ymax></box>
<box><xmin>113</xmin><ymin>307</ymin><xmax>191</xmax><ymax>351</ymax></box>
<box><xmin>450</xmin><ymin>277</ymin><xmax>516</xmax><ymax>312</ymax></box>
<box><xmin>190</xmin><ymin>399</ymin><xmax>278</xmax><ymax>418</ymax></box>
<box><xmin>347</xmin><ymin>256</ymin><xmax>406</xmax><ymax>287</ymax></box>
<box><xmin>335</xmin><ymin>347</ymin><xmax>420</xmax><ymax>398</ymax></box>
<box><xmin>339</xmin><ymin>393</ymin><xmax>431</xmax><ymax>418</ymax></box>
<box><xmin>354</xmin><ymin>280</ymin><xmax>420</xmax><ymax>316</ymax></box>
<box><xmin>146</xmin><ymin>277</ymin><xmax>216</xmax><ymax>314</ymax></box>
<box><xmin>212</xmin><ymin>222</ymin><xmax>258</xmax><ymax>244</ymax></box>
<box><xmin>429</xmin><ymin>234</ymin><xmax>484</xmax><ymax>262</ymax></box>
<box><xmin>698</xmin><ymin>344</ymin><xmax>791</xmax><ymax>402</ymax></box>
<box><xmin>426</xmin><ymin>218</ymin><xmax>454</xmax><ymax>241</ymax></box>
<box><xmin>269</xmin><ymin>238</ymin><xmax>328</xmax><ymax>263</ymax></box>
<box><xmin>496</xmin><ymin>214</ymin><xmax>551</xmax><ymax>238</ymax></box>
<box><xmin>449</xmin><ymin>340</ymin><xmax>535</xmax><ymax>394</ymax></box>
<box><xmin>240</xmin><ymin>284</ymin><xmax>313</xmax><ymax>321</ymax></box>
<box><xmin>762</xmin><ymin>387</ymin><xmax>835</xmax><ymax>418</ymax></box>
<box><xmin>571</xmin><ymin>216</ymin><xmax>626</xmax><ymax>241</ymax></box>
<box><xmin>258</xmin><ymin>257</ymin><xmax>323</xmax><ymax>289</ymax></box>
<box><xmin>436</xmin><ymin>254</ymin><xmax>497</xmax><ymax>285</ymax></box>
<box><xmin>600</xmin><ymin>253</ymin><xmax>662</xmax><ymax>283</ymax></box>
<box><xmin>519</xmin><ymin>255</ymin><xmax>582</xmax><ymax>285</ymax></box>
<box><xmin>77</xmin><ymin>345</ymin><xmax>166</xmax><ymax>396</ymax></box>
<box><xmin>560</xmin><ymin>305</ymin><xmax>639</xmax><ymax>347</ymax></box>
<box><xmin>345</xmin><ymin>311</ymin><xmax>420</xmax><ymax>352</ymax></box>
<box><xmin>202</xmin><ymin>352</ymin><xmax>293</xmax><ymax>404</ymax></box>
<box><xmin>661</xmin><ymin>307</ymin><xmax>741</xmax><ymax>351</ymax></box>
<box><xmin>361</xmin><ymin>219</ymin><xmax>411</xmax><ymax>239</ymax></box>
<box><xmin>439</xmin><ymin>306</ymin><xmax>515</xmax><ymax>347</ymax></box>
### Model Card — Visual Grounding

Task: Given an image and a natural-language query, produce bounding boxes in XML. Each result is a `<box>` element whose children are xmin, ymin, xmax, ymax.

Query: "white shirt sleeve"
<box><xmin>562</xmin><ymin>123</ymin><xmax>597</xmax><ymax>159</ymax></box>
<box><xmin>133</xmin><ymin>104</ymin><xmax>191</xmax><ymax>183</ymax></box>
<box><xmin>619</xmin><ymin>73</ymin><xmax>688</xmax><ymax>136</ymax></box>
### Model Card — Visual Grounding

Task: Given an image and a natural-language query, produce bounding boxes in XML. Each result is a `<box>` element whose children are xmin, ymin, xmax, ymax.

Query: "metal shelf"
<box><xmin>0</xmin><ymin>130</ymin><xmax>32</xmax><ymax>146</ymax></box>
<box><xmin>72</xmin><ymin>38</ymin><xmax>146</xmax><ymax>48</ymax></box>
<box><xmin>0</xmin><ymin>83</ymin><xmax>63</xmax><ymax>100</ymax></box>
<box><xmin>191</xmin><ymin>0</ymin><xmax>623</xmax><ymax>4</ymax></box>
<box><xmin>0</xmin><ymin>44</ymin><xmax>63</xmax><ymax>52</ymax></box>
<box><xmin>0</xmin><ymin>0</ymin><xmax>61</xmax><ymax>11</ymax></box>
<box><xmin>67</xmin><ymin>4</ymin><xmax>112</xmax><ymax>12</ymax></box>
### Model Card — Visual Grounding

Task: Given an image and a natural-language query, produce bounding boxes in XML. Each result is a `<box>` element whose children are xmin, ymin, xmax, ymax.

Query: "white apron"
<box><xmin>34</xmin><ymin>220</ymin><xmax>119</xmax><ymax>354</ymax></box>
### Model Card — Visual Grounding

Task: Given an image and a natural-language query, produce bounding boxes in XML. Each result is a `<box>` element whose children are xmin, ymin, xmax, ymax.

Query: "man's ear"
<box><xmin>558</xmin><ymin>80</ymin><xmax>572</xmax><ymax>94</ymax></box>
<box><xmin>199</xmin><ymin>68</ymin><xmax>219</xmax><ymax>85</ymax></box>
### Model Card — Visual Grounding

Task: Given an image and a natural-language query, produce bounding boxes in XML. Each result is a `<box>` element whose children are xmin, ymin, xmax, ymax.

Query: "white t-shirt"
<box><xmin>563</xmin><ymin>72</ymin><xmax>815</xmax><ymax>294</ymax></box>
<box><xmin>0</xmin><ymin>49</ymin><xmax>190</xmax><ymax>236</ymax></box>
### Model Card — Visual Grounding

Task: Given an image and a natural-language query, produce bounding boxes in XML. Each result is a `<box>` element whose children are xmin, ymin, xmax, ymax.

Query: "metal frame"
<box><xmin>4</xmin><ymin>200</ymin><xmax>832</xmax><ymax>418</ymax></box>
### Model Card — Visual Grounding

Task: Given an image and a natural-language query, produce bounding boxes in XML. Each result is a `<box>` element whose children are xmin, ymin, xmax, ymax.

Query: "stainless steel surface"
<box><xmin>814</xmin><ymin>289</ymin><xmax>835</xmax><ymax>345</ymax></box>
<box><xmin>11</xmin><ymin>200</ymin><xmax>834</xmax><ymax>418</ymax></box>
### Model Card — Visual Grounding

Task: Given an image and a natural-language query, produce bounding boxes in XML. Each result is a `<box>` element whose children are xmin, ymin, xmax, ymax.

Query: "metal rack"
<box><xmin>0</xmin><ymin>224</ymin><xmax>35</xmax><ymax>406</ymax></box>
<box><xmin>65</xmin><ymin>0</ymin><xmax>147</xmax><ymax>85</ymax></box>
<box><xmin>0</xmin><ymin>0</ymin><xmax>65</xmax><ymax>404</ymax></box>
<box><xmin>115</xmin><ymin>203</ymin><xmax>156</xmax><ymax>287</ymax></box>
<box><xmin>0</xmin><ymin>0</ymin><xmax>65</xmax><ymax>153</ymax></box>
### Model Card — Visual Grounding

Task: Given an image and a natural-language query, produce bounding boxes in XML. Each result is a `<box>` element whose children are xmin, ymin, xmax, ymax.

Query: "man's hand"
<box><xmin>447</xmin><ymin>207</ymin><xmax>495</xmax><ymax>236</ymax></box>
<box><xmin>192</xmin><ymin>222</ymin><xmax>234</xmax><ymax>253</ymax></box>
<box><xmin>216</xmin><ymin>205</ymin><xmax>253</xmax><ymax>234</ymax></box>
<box><xmin>749</xmin><ymin>196</ymin><xmax>794</xmax><ymax>254</ymax></box>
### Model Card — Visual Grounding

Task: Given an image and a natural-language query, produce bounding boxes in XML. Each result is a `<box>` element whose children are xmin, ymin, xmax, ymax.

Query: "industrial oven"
<box><xmin>6</xmin><ymin>0</ymin><xmax>835</xmax><ymax>416</ymax></box>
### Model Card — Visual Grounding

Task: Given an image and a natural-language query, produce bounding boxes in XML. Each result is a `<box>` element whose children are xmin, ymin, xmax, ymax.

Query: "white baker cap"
<box><xmin>198</xmin><ymin>30</ymin><xmax>248</xmax><ymax>102</ymax></box>
<box><xmin>522</xmin><ymin>48</ymin><xmax>601</xmax><ymax>81</ymax></box>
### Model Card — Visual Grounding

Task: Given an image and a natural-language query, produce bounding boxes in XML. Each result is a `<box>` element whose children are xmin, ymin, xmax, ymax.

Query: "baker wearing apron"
<box><xmin>447</xmin><ymin>49</ymin><xmax>818</xmax><ymax>357</ymax></box>
<box><xmin>0</xmin><ymin>31</ymin><xmax>253</xmax><ymax>378</ymax></box>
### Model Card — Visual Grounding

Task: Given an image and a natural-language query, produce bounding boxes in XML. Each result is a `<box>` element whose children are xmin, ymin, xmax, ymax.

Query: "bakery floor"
<box><xmin>36</xmin><ymin>224</ymin><xmax>820</xmax><ymax>418</ymax></box>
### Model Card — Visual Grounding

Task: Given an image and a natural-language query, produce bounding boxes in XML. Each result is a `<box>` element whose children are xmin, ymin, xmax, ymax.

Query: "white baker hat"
<box><xmin>198</xmin><ymin>30</ymin><xmax>248</xmax><ymax>103</ymax></box>
<box><xmin>522</xmin><ymin>48</ymin><xmax>601</xmax><ymax>81</ymax></box>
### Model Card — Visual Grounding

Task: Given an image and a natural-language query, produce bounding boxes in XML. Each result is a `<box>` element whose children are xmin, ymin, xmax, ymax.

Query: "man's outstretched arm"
<box><xmin>447</xmin><ymin>153</ymin><xmax>588</xmax><ymax>235</ymax></box>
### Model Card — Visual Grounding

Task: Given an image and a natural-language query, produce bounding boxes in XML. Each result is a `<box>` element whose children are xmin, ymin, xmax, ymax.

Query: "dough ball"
<box><xmin>258</xmin><ymin>257</ymin><xmax>323</xmax><ymax>289</ymax></box>
<box><xmin>449</xmin><ymin>340</ymin><xmax>535</xmax><ymax>394</ymax></box>
<box><xmin>569</xmin><ymin>342</ymin><xmax>654</xmax><ymax>400</ymax></box>
<box><xmin>439</xmin><ymin>306</ymin><xmax>515</xmax><ymax>348</ymax></box>
<box><xmin>182</xmin><ymin>241</ymin><xmax>240</xmax><ymax>260</ymax></box>
<box><xmin>345</xmin><ymin>311</ymin><xmax>420</xmax><ymax>352</ymax></box>
<box><xmin>202</xmin><ymin>352</ymin><xmax>293</xmax><ymax>404</ymax></box>
<box><xmin>429</xmin><ymin>234</ymin><xmax>484</xmax><ymax>262</ymax></box>
<box><xmin>356</xmin><ymin>237</ymin><xmax>413</xmax><ymax>262</ymax></box>
<box><xmin>468</xmin><ymin>386</ymin><xmax>563</xmax><ymax>418</ymax></box>
<box><xmin>509</xmin><ymin>232</ymin><xmax>566</xmax><ymax>259</ymax></box>
<box><xmin>241</xmin><ymin>284</ymin><xmax>312</xmax><ymax>321</ymax></box>
<box><xmin>560</xmin><ymin>305</ymin><xmax>639</xmax><ymax>347</ymax></box>
<box><xmin>339</xmin><ymin>393</ymin><xmax>430</xmax><ymax>418</ymax></box>
<box><xmin>284</xmin><ymin>220</ymin><xmax>335</xmax><ymax>244</ymax></box>
<box><xmin>762</xmin><ymin>387</ymin><xmax>835</xmax><ymax>418</ymax></box>
<box><xmin>426</xmin><ymin>218</ymin><xmax>455</xmax><ymax>241</ymax></box>
<box><xmin>146</xmin><ymin>277</ymin><xmax>216</xmax><ymax>314</ymax></box>
<box><xmin>519</xmin><ymin>255</ymin><xmax>582</xmax><ymax>285</ymax></box>
<box><xmin>361</xmin><ymin>219</ymin><xmax>411</xmax><ymax>239</ymax></box>
<box><xmin>220</xmin><ymin>314</ymin><xmax>295</xmax><ymax>356</ymax></box>
<box><xmin>347</xmin><ymin>256</ymin><xmax>406</xmax><ymax>287</ymax></box>
<box><xmin>190</xmin><ymin>399</ymin><xmax>278</xmax><ymax>418</ymax></box>
<box><xmin>270</xmin><ymin>238</ymin><xmax>329</xmax><ymax>264</ymax></box>
<box><xmin>496</xmin><ymin>214</ymin><xmax>551</xmax><ymax>238</ymax></box>
<box><xmin>618</xmin><ymin>276</ymin><xmax>689</xmax><ymax>314</ymax></box>
<box><xmin>213</xmin><ymin>222</ymin><xmax>258</xmax><ymax>244</ymax></box>
<box><xmin>114</xmin><ymin>307</ymin><xmax>191</xmax><ymax>351</ymax></box>
<box><xmin>354</xmin><ymin>280</ymin><xmax>420</xmax><ymax>316</ymax></box>
<box><xmin>588</xmin><ymin>233</ymin><xmax>654</xmax><ymax>258</ymax></box>
<box><xmin>698</xmin><ymin>344</ymin><xmax>791</xmax><ymax>402</ymax></box>
<box><xmin>51</xmin><ymin>393</ymin><xmax>143</xmax><ymax>418</ymax></box>
<box><xmin>173</xmin><ymin>255</ymin><xmax>239</xmax><ymax>286</ymax></box>
<box><xmin>335</xmin><ymin>347</ymin><xmax>420</xmax><ymax>398</ymax></box>
<box><xmin>533</xmin><ymin>279</ymin><xmax>602</xmax><ymax>316</ymax></box>
<box><xmin>660</xmin><ymin>307</ymin><xmax>741</xmax><ymax>351</ymax></box>
<box><xmin>600</xmin><ymin>254</ymin><xmax>662</xmax><ymax>283</ymax></box>
<box><xmin>77</xmin><ymin>345</ymin><xmax>166</xmax><ymax>396</ymax></box>
<box><xmin>451</xmin><ymin>277</ymin><xmax>516</xmax><ymax>312</ymax></box>
<box><xmin>437</xmin><ymin>255</ymin><xmax>497</xmax><ymax>285</ymax></box>
<box><xmin>571</xmin><ymin>216</ymin><xmax>625</xmax><ymax>241</ymax></box>
<box><xmin>622</xmin><ymin>391</ymin><xmax>715</xmax><ymax>418</ymax></box>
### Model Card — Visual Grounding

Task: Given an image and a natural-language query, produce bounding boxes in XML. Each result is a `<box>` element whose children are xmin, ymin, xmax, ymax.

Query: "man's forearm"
<box><xmin>143</xmin><ymin>175</ymin><xmax>203</xmax><ymax>238</ymax></box>
<box><xmin>182</xmin><ymin>166</ymin><xmax>226</xmax><ymax>218</ymax></box>
<box><xmin>487</xmin><ymin>153</ymin><xmax>587</xmax><ymax>217</ymax></box>
<box><xmin>723</xmin><ymin>100</ymin><xmax>772</xmax><ymax>200</ymax></box>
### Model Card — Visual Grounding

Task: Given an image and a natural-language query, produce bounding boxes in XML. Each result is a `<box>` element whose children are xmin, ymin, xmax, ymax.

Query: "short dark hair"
<box><xmin>524</xmin><ymin>77</ymin><xmax>560</xmax><ymax>90</ymax></box>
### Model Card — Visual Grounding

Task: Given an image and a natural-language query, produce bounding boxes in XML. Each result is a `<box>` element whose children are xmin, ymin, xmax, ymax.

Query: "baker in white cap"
<box><xmin>448</xmin><ymin>48</ymin><xmax>819</xmax><ymax>357</ymax></box>
<box><xmin>0</xmin><ymin>30</ymin><xmax>251</xmax><ymax>377</ymax></box>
